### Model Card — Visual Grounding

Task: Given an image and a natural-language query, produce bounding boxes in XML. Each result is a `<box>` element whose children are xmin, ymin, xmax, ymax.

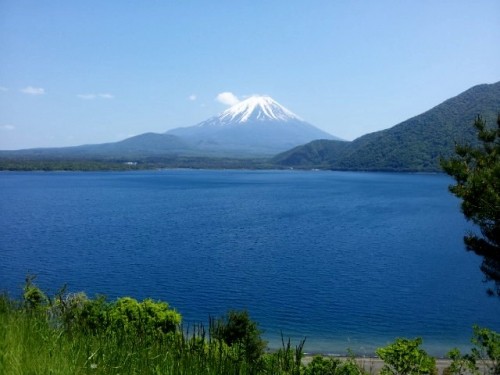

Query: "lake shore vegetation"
<box><xmin>1</xmin><ymin>278</ymin><xmax>499</xmax><ymax>374</ymax></box>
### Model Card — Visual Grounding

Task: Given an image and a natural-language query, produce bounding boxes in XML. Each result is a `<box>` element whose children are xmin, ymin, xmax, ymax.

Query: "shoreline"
<box><xmin>301</xmin><ymin>355</ymin><xmax>494</xmax><ymax>375</ymax></box>
<box><xmin>264</xmin><ymin>337</ymin><xmax>474</xmax><ymax>360</ymax></box>
<box><xmin>300</xmin><ymin>356</ymin><xmax>482</xmax><ymax>375</ymax></box>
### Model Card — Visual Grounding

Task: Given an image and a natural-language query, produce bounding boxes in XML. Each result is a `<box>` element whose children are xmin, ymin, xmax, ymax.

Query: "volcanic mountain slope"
<box><xmin>273</xmin><ymin>81</ymin><xmax>500</xmax><ymax>171</ymax></box>
<box><xmin>167</xmin><ymin>95</ymin><xmax>340</xmax><ymax>155</ymax></box>
<box><xmin>0</xmin><ymin>133</ymin><xmax>191</xmax><ymax>159</ymax></box>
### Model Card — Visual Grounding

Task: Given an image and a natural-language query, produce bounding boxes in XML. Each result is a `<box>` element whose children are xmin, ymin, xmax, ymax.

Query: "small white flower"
<box><xmin>90</xmin><ymin>363</ymin><xmax>98</xmax><ymax>369</ymax></box>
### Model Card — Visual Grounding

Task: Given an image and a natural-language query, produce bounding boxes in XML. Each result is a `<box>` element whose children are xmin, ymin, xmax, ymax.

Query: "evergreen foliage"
<box><xmin>441</xmin><ymin>114</ymin><xmax>500</xmax><ymax>296</ymax></box>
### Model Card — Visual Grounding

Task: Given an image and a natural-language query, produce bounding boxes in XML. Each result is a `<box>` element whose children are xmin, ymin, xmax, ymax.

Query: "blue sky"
<box><xmin>0</xmin><ymin>0</ymin><xmax>499</xmax><ymax>150</ymax></box>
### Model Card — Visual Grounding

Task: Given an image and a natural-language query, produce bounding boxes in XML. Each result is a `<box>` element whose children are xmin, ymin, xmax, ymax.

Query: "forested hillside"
<box><xmin>274</xmin><ymin>82</ymin><xmax>500</xmax><ymax>171</ymax></box>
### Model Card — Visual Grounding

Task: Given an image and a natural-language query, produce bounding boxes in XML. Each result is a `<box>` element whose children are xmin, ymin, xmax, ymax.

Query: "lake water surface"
<box><xmin>1</xmin><ymin>170</ymin><xmax>499</xmax><ymax>356</ymax></box>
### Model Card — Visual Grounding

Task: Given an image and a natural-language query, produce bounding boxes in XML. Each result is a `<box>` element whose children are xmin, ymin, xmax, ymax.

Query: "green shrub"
<box><xmin>444</xmin><ymin>348</ymin><xmax>478</xmax><ymax>375</ymax></box>
<box><xmin>303</xmin><ymin>352</ymin><xmax>367</xmax><ymax>375</ymax></box>
<box><xmin>210</xmin><ymin>310</ymin><xmax>267</xmax><ymax>368</ymax></box>
<box><xmin>75</xmin><ymin>294</ymin><xmax>110</xmax><ymax>334</ymax></box>
<box><xmin>335</xmin><ymin>354</ymin><xmax>368</xmax><ymax>375</ymax></box>
<box><xmin>53</xmin><ymin>288</ymin><xmax>89</xmax><ymax>330</ymax></box>
<box><xmin>139</xmin><ymin>297</ymin><xmax>181</xmax><ymax>334</ymax></box>
<box><xmin>264</xmin><ymin>335</ymin><xmax>306</xmax><ymax>375</ymax></box>
<box><xmin>304</xmin><ymin>355</ymin><xmax>341</xmax><ymax>375</ymax></box>
<box><xmin>23</xmin><ymin>275</ymin><xmax>49</xmax><ymax>311</ymax></box>
<box><xmin>108</xmin><ymin>297</ymin><xmax>181</xmax><ymax>338</ymax></box>
<box><xmin>471</xmin><ymin>325</ymin><xmax>500</xmax><ymax>375</ymax></box>
<box><xmin>444</xmin><ymin>326</ymin><xmax>500</xmax><ymax>375</ymax></box>
<box><xmin>376</xmin><ymin>337</ymin><xmax>436</xmax><ymax>375</ymax></box>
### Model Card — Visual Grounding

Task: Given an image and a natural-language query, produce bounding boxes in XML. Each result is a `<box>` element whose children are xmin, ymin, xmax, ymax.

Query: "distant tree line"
<box><xmin>0</xmin><ymin>156</ymin><xmax>275</xmax><ymax>171</ymax></box>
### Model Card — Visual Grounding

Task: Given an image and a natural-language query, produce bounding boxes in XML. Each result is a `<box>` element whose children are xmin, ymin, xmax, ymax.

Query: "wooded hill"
<box><xmin>273</xmin><ymin>82</ymin><xmax>500</xmax><ymax>171</ymax></box>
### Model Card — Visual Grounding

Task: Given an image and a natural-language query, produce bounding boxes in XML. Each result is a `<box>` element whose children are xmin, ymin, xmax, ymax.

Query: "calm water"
<box><xmin>0</xmin><ymin>170</ymin><xmax>499</xmax><ymax>356</ymax></box>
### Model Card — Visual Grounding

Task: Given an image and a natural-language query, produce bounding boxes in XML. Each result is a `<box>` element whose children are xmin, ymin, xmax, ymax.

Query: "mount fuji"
<box><xmin>167</xmin><ymin>95</ymin><xmax>341</xmax><ymax>155</ymax></box>
<box><xmin>0</xmin><ymin>95</ymin><xmax>341</xmax><ymax>162</ymax></box>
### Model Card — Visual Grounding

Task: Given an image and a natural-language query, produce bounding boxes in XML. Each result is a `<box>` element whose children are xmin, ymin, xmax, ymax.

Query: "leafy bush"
<box><xmin>444</xmin><ymin>348</ymin><xmax>478</xmax><ymax>375</ymax></box>
<box><xmin>471</xmin><ymin>325</ymin><xmax>500</xmax><ymax>375</ymax></box>
<box><xmin>303</xmin><ymin>352</ymin><xmax>367</xmax><ymax>375</ymax></box>
<box><xmin>304</xmin><ymin>355</ymin><xmax>342</xmax><ymax>375</ymax></box>
<box><xmin>108</xmin><ymin>297</ymin><xmax>181</xmax><ymax>337</ymax></box>
<box><xmin>335</xmin><ymin>354</ymin><xmax>369</xmax><ymax>375</ymax></box>
<box><xmin>444</xmin><ymin>326</ymin><xmax>500</xmax><ymax>375</ymax></box>
<box><xmin>23</xmin><ymin>275</ymin><xmax>49</xmax><ymax>311</ymax></box>
<box><xmin>376</xmin><ymin>337</ymin><xmax>436</xmax><ymax>375</ymax></box>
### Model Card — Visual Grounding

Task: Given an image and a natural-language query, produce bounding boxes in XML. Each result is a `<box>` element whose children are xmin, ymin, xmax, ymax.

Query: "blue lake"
<box><xmin>0</xmin><ymin>170</ymin><xmax>499</xmax><ymax>356</ymax></box>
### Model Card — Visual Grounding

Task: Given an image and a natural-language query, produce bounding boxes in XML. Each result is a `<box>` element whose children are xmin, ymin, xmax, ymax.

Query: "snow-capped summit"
<box><xmin>167</xmin><ymin>95</ymin><xmax>343</xmax><ymax>155</ymax></box>
<box><xmin>218</xmin><ymin>95</ymin><xmax>302</xmax><ymax>124</ymax></box>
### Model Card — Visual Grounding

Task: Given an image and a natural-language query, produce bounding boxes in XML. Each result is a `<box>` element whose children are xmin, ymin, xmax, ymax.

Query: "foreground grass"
<box><xmin>1</xmin><ymin>313</ymin><xmax>245</xmax><ymax>374</ymax></box>
<box><xmin>0</xmin><ymin>295</ymin><xmax>304</xmax><ymax>374</ymax></box>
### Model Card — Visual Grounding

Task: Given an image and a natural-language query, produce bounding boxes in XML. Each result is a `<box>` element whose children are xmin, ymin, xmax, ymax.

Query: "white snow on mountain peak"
<box><xmin>218</xmin><ymin>95</ymin><xmax>302</xmax><ymax>124</ymax></box>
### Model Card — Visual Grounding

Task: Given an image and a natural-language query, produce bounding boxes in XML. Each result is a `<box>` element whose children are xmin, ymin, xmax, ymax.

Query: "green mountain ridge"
<box><xmin>273</xmin><ymin>81</ymin><xmax>500</xmax><ymax>171</ymax></box>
